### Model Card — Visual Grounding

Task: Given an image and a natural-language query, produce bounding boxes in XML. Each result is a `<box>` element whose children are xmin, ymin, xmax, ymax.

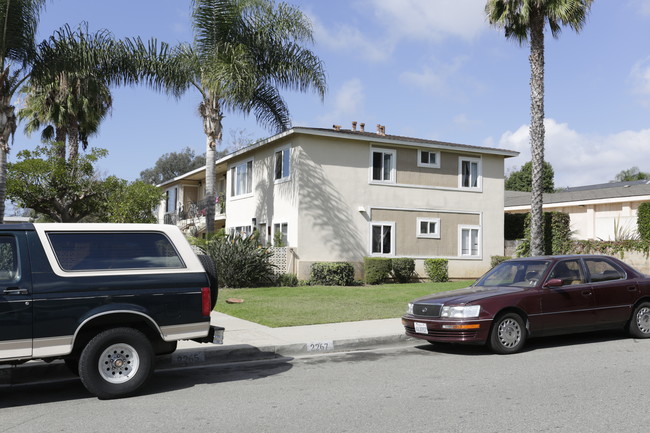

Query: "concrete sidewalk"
<box><xmin>1</xmin><ymin>312</ymin><xmax>412</xmax><ymax>386</ymax></box>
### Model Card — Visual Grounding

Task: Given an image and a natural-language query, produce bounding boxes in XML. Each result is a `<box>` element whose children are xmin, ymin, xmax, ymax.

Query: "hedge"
<box><xmin>364</xmin><ymin>257</ymin><xmax>392</xmax><ymax>284</ymax></box>
<box><xmin>424</xmin><ymin>258</ymin><xmax>448</xmax><ymax>282</ymax></box>
<box><xmin>310</xmin><ymin>262</ymin><xmax>355</xmax><ymax>286</ymax></box>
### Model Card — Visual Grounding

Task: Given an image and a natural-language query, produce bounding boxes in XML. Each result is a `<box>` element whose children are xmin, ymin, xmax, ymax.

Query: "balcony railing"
<box><xmin>163</xmin><ymin>195</ymin><xmax>226</xmax><ymax>226</ymax></box>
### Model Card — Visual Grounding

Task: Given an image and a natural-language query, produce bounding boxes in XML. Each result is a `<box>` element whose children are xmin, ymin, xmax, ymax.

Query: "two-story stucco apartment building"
<box><xmin>158</xmin><ymin>125</ymin><xmax>518</xmax><ymax>280</ymax></box>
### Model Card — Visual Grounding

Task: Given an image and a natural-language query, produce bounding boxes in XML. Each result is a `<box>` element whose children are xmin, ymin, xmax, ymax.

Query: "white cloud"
<box><xmin>630</xmin><ymin>0</ymin><xmax>650</xmax><ymax>16</ymax></box>
<box><xmin>318</xmin><ymin>78</ymin><xmax>366</xmax><ymax>124</ymax></box>
<box><xmin>400</xmin><ymin>56</ymin><xmax>468</xmax><ymax>96</ymax></box>
<box><xmin>496</xmin><ymin>119</ymin><xmax>650</xmax><ymax>187</ymax></box>
<box><xmin>631</xmin><ymin>57</ymin><xmax>650</xmax><ymax>98</ymax></box>
<box><xmin>310</xmin><ymin>14</ymin><xmax>390</xmax><ymax>62</ymax></box>
<box><xmin>368</xmin><ymin>0</ymin><xmax>487</xmax><ymax>42</ymax></box>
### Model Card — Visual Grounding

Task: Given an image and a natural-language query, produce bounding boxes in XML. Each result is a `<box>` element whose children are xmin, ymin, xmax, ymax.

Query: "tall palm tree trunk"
<box><xmin>529</xmin><ymin>9</ymin><xmax>545</xmax><ymax>256</ymax></box>
<box><xmin>201</xmin><ymin>95</ymin><xmax>223</xmax><ymax>234</ymax></box>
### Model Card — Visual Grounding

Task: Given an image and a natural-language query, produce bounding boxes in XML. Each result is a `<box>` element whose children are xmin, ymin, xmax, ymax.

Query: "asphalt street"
<box><xmin>1</xmin><ymin>330</ymin><xmax>648</xmax><ymax>433</ymax></box>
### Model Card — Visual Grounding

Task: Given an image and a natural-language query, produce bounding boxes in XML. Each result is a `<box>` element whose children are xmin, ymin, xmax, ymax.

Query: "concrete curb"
<box><xmin>0</xmin><ymin>334</ymin><xmax>413</xmax><ymax>388</ymax></box>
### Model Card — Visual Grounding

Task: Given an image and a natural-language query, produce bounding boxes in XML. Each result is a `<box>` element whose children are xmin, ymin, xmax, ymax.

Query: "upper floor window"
<box><xmin>274</xmin><ymin>147</ymin><xmax>291</xmax><ymax>182</ymax></box>
<box><xmin>418</xmin><ymin>150</ymin><xmax>440</xmax><ymax>169</ymax></box>
<box><xmin>165</xmin><ymin>187</ymin><xmax>177</xmax><ymax>213</ymax></box>
<box><xmin>459</xmin><ymin>157</ymin><xmax>481</xmax><ymax>189</ymax></box>
<box><xmin>370</xmin><ymin>148</ymin><xmax>396</xmax><ymax>183</ymax></box>
<box><xmin>417</xmin><ymin>217</ymin><xmax>441</xmax><ymax>239</ymax></box>
<box><xmin>231</xmin><ymin>159</ymin><xmax>253</xmax><ymax>197</ymax></box>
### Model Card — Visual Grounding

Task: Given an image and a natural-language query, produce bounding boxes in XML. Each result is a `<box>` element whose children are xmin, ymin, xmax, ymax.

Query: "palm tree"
<box><xmin>0</xmin><ymin>0</ymin><xmax>47</xmax><ymax>221</ymax></box>
<box><xmin>163</xmin><ymin>0</ymin><xmax>326</xmax><ymax>233</ymax></box>
<box><xmin>486</xmin><ymin>0</ymin><xmax>593</xmax><ymax>255</ymax></box>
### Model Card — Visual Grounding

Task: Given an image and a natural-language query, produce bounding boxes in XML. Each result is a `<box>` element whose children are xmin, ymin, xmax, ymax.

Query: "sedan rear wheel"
<box><xmin>489</xmin><ymin>313</ymin><xmax>526</xmax><ymax>354</ymax></box>
<box><xmin>629</xmin><ymin>302</ymin><xmax>650</xmax><ymax>338</ymax></box>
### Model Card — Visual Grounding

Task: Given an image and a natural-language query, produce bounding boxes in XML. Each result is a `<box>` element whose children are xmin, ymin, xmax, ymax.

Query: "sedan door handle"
<box><xmin>582</xmin><ymin>290</ymin><xmax>593</xmax><ymax>296</ymax></box>
<box><xmin>3</xmin><ymin>287</ymin><xmax>29</xmax><ymax>295</ymax></box>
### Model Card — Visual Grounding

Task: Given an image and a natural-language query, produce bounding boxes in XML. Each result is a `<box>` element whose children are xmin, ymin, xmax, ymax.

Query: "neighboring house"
<box><xmin>158</xmin><ymin>125</ymin><xmax>518</xmax><ymax>279</ymax></box>
<box><xmin>505</xmin><ymin>180</ymin><xmax>650</xmax><ymax>241</ymax></box>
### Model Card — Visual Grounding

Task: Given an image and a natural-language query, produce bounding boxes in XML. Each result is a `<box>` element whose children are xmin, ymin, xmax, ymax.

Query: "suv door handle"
<box><xmin>3</xmin><ymin>287</ymin><xmax>29</xmax><ymax>295</ymax></box>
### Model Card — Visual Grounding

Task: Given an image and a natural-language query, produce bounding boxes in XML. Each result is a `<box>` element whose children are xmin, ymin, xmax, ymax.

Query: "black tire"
<box><xmin>197</xmin><ymin>254</ymin><xmax>218</xmax><ymax>309</ymax></box>
<box><xmin>78</xmin><ymin>328</ymin><xmax>154</xmax><ymax>399</ymax></box>
<box><xmin>489</xmin><ymin>313</ymin><xmax>526</xmax><ymax>354</ymax></box>
<box><xmin>629</xmin><ymin>302</ymin><xmax>650</xmax><ymax>338</ymax></box>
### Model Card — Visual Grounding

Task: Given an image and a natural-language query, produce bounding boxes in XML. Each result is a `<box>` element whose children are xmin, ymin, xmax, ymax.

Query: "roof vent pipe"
<box><xmin>360</xmin><ymin>123</ymin><xmax>365</xmax><ymax>132</ymax></box>
<box><xmin>352</xmin><ymin>121</ymin><xmax>357</xmax><ymax>131</ymax></box>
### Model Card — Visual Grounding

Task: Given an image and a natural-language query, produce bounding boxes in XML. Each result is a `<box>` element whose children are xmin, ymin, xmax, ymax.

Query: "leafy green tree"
<box><xmin>0</xmin><ymin>0</ymin><xmax>47</xmax><ymax>221</ymax></box>
<box><xmin>102</xmin><ymin>180</ymin><xmax>164</xmax><ymax>223</ymax></box>
<box><xmin>613</xmin><ymin>167</ymin><xmax>650</xmax><ymax>182</ymax></box>
<box><xmin>486</xmin><ymin>0</ymin><xmax>593</xmax><ymax>255</ymax></box>
<box><xmin>7</xmin><ymin>143</ymin><xmax>160</xmax><ymax>223</ymax></box>
<box><xmin>506</xmin><ymin>161</ymin><xmax>555</xmax><ymax>193</ymax></box>
<box><xmin>158</xmin><ymin>0</ymin><xmax>326</xmax><ymax>233</ymax></box>
<box><xmin>139</xmin><ymin>147</ymin><xmax>207</xmax><ymax>185</ymax></box>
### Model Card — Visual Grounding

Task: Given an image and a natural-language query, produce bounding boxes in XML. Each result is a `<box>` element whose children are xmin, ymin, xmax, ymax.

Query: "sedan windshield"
<box><xmin>475</xmin><ymin>260</ymin><xmax>551</xmax><ymax>288</ymax></box>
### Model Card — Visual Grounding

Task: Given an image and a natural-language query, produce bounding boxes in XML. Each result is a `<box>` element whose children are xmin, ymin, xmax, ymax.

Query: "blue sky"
<box><xmin>11</xmin><ymin>0</ymin><xmax>650</xmax><ymax>189</ymax></box>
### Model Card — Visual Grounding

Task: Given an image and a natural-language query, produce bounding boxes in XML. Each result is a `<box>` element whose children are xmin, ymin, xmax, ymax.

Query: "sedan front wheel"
<box><xmin>489</xmin><ymin>313</ymin><xmax>526</xmax><ymax>354</ymax></box>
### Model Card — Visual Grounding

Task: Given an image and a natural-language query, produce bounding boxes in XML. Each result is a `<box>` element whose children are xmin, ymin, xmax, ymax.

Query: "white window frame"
<box><xmin>230</xmin><ymin>225</ymin><xmax>252</xmax><ymax>238</ymax></box>
<box><xmin>369</xmin><ymin>148</ymin><xmax>396</xmax><ymax>183</ymax></box>
<box><xmin>230</xmin><ymin>158</ymin><xmax>254</xmax><ymax>198</ymax></box>
<box><xmin>417</xmin><ymin>217</ymin><xmax>441</xmax><ymax>239</ymax></box>
<box><xmin>417</xmin><ymin>149</ymin><xmax>440</xmax><ymax>169</ymax></box>
<box><xmin>165</xmin><ymin>187</ymin><xmax>178</xmax><ymax>213</ymax></box>
<box><xmin>273</xmin><ymin>222</ymin><xmax>288</xmax><ymax>246</ymax></box>
<box><xmin>458</xmin><ymin>156</ymin><xmax>481</xmax><ymax>190</ymax></box>
<box><xmin>370</xmin><ymin>222</ymin><xmax>395</xmax><ymax>256</ymax></box>
<box><xmin>274</xmin><ymin>145</ymin><xmax>291</xmax><ymax>183</ymax></box>
<box><xmin>459</xmin><ymin>225</ymin><xmax>481</xmax><ymax>257</ymax></box>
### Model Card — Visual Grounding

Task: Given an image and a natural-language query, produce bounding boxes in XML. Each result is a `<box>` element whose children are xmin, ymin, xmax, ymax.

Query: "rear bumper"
<box><xmin>191</xmin><ymin>325</ymin><xmax>225</xmax><ymax>345</ymax></box>
<box><xmin>401</xmin><ymin>316</ymin><xmax>492</xmax><ymax>344</ymax></box>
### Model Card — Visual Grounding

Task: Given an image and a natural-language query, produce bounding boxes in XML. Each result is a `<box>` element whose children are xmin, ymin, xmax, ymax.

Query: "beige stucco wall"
<box><xmin>292</xmin><ymin>135</ymin><xmax>507</xmax><ymax>280</ymax></box>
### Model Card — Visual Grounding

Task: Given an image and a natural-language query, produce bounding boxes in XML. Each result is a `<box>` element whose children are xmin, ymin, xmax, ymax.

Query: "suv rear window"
<box><xmin>47</xmin><ymin>232</ymin><xmax>185</xmax><ymax>271</ymax></box>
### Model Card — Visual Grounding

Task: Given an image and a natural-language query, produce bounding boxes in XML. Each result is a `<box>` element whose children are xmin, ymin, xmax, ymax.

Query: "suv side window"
<box><xmin>0</xmin><ymin>236</ymin><xmax>18</xmax><ymax>281</ymax></box>
<box><xmin>47</xmin><ymin>232</ymin><xmax>185</xmax><ymax>271</ymax></box>
<box><xmin>584</xmin><ymin>258</ymin><xmax>626</xmax><ymax>282</ymax></box>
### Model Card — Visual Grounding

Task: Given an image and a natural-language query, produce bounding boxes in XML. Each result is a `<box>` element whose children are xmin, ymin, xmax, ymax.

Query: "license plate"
<box><xmin>414</xmin><ymin>322</ymin><xmax>428</xmax><ymax>334</ymax></box>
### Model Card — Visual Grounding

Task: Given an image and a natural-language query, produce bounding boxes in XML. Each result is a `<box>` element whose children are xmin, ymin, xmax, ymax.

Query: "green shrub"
<box><xmin>363</xmin><ymin>257</ymin><xmax>392</xmax><ymax>284</ymax></box>
<box><xmin>517</xmin><ymin>211</ymin><xmax>572</xmax><ymax>256</ymax></box>
<box><xmin>424</xmin><ymin>258</ymin><xmax>448</xmax><ymax>282</ymax></box>
<box><xmin>310</xmin><ymin>262</ymin><xmax>355</xmax><ymax>286</ymax></box>
<box><xmin>491</xmin><ymin>255</ymin><xmax>511</xmax><ymax>268</ymax></box>
<box><xmin>638</xmin><ymin>202</ymin><xmax>650</xmax><ymax>241</ymax></box>
<box><xmin>391</xmin><ymin>258</ymin><xmax>415</xmax><ymax>283</ymax></box>
<box><xmin>191</xmin><ymin>231</ymin><xmax>276</xmax><ymax>288</ymax></box>
<box><xmin>276</xmin><ymin>273</ymin><xmax>299</xmax><ymax>287</ymax></box>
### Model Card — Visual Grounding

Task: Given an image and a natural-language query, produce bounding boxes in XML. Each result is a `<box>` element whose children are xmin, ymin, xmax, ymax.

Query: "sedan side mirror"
<box><xmin>544</xmin><ymin>278</ymin><xmax>563</xmax><ymax>288</ymax></box>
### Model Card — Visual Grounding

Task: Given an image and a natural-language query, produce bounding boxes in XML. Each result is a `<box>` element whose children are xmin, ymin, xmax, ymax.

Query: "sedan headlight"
<box><xmin>407</xmin><ymin>303</ymin><xmax>414</xmax><ymax>315</ymax></box>
<box><xmin>441</xmin><ymin>305</ymin><xmax>480</xmax><ymax>318</ymax></box>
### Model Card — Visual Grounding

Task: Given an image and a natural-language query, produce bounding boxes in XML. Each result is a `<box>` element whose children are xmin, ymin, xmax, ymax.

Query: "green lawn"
<box><xmin>215</xmin><ymin>280</ymin><xmax>472</xmax><ymax>327</ymax></box>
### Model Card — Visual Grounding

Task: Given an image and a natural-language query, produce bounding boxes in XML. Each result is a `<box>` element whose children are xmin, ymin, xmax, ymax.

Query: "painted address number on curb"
<box><xmin>173</xmin><ymin>351</ymin><xmax>205</xmax><ymax>364</ymax></box>
<box><xmin>307</xmin><ymin>341</ymin><xmax>334</xmax><ymax>352</ymax></box>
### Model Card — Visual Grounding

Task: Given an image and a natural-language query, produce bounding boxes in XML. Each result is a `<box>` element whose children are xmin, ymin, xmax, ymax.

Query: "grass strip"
<box><xmin>215</xmin><ymin>280</ymin><xmax>472</xmax><ymax>327</ymax></box>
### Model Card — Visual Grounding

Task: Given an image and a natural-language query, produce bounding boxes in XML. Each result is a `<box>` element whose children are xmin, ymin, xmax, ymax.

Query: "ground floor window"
<box><xmin>273</xmin><ymin>223</ymin><xmax>288</xmax><ymax>246</ymax></box>
<box><xmin>459</xmin><ymin>225</ymin><xmax>480</xmax><ymax>257</ymax></box>
<box><xmin>371</xmin><ymin>222</ymin><xmax>394</xmax><ymax>255</ymax></box>
<box><xmin>417</xmin><ymin>217</ymin><xmax>440</xmax><ymax>239</ymax></box>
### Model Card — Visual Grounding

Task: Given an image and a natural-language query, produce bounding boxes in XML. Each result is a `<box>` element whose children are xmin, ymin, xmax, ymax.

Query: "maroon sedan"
<box><xmin>402</xmin><ymin>255</ymin><xmax>650</xmax><ymax>354</ymax></box>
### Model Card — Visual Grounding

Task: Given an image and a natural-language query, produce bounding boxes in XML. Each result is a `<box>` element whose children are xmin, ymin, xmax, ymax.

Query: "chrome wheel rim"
<box><xmin>636</xmin><ymin>307</ymin><xmax>650</xmax><ymax>334</ymax></box>
<box><xmin>98</xmin><ymin>343</ymin><xmax>140</xmax><ymax>384</ymax></box>
<box><xmin>497</xmin><ymin>318</ymin><xmax>521</xmax><ymax>348</ymax></box>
